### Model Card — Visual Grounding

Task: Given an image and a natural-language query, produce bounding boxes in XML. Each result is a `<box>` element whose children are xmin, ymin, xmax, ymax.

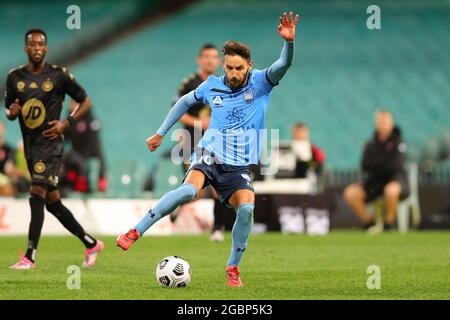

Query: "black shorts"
<box><xmin>363</xmin><ymin>174</ymin><xmax>410</xmax><ymax>203</ymax></box>
<box><xmin>26</xmin><ymin>156</ymin><xmax>62</xmax><ymax>188</ymax></box>
<box><xmin>183</xmin><ymin>152</ymin><xmax>254</xmax><ymax>205</ymax></box>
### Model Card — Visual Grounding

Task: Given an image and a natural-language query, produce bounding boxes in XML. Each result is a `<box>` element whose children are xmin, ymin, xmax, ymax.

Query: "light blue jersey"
<box><xmin>193</xmin><ymin>69</ymin><xmax>274</xmax><ymax>165</ymax></box>
<box><xmin>156</xmin><ymin>40</ymin><xmax>294</xmax><ymax>166</ymax></box>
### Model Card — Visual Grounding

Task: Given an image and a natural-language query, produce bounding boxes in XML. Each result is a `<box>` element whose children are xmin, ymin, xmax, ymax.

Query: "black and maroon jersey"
<box><xmin>4</xmin><ymin>63</ymin><xmax>87</xmax><ymax>158</ymax></box>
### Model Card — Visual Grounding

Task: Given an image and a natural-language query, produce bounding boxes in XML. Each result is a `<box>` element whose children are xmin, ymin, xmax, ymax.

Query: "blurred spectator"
<box><xmin>343</xmin><ymin>110</ymin><xmax>409</xmax><ymax>231</ymax></box>
<box><xmin>291</xmin><ymin>123</ymin><xmax>326</xmax><ymax>178</ymax></box>
<box><xmin>61</xmin><ymin>100</ymin><xmax>107</xmax><ymax>193</ymax></box>
<box><xmin>0</xmin><ymin>121</ymin><xmax>14</xmax><ymax>196</ymax></box>
<box><xmin>9</xmin><ymin>141</ymin><xmax>31</xmax><ymax>194</ymax></box>
<box><xmin>0</xmin><ymin>122</ymin><xmax>29</xmax><ymax>195</ymax></box>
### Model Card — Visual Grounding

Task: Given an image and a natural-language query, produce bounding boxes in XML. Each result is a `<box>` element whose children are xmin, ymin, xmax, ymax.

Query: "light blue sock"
<box><xmin>135</xmin><ymin>183</ymin><xmax>197</xmax><ymax>235</ymax></box>
<box><xmin>227</xmin><ymin>203</ymin><xmax>254</xmax><ymax>267</ymax></box>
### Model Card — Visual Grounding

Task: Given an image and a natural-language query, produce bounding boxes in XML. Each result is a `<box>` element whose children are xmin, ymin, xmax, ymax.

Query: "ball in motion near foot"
<box><xmin>156</xmin><ymin>256</ymin><xmax>191</xmax><ymax>288</ymax></box>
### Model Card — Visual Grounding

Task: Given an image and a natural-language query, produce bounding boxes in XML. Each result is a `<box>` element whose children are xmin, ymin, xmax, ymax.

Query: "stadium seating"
<box><xmin>1</xmin><ymin>0</ymin><xmax>449</xmax><ymax>195</ymax></box>
<box><xmin>69</xmin><ymin>0</ymin><xmax>449</xmax><ymax>171</ymax></box>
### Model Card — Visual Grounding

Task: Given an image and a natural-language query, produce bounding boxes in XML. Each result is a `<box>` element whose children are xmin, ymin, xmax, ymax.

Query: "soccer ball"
<box><xmin>155</xmin><ymin>256</ymin><xmax>191</xmax><ymax>288</ymax></box>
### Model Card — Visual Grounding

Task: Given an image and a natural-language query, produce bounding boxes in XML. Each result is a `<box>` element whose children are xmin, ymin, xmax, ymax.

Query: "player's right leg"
<box><xmin>225</xmin><ymin>189</ymin><xmax>255</xmax><ymax>287</ymax></box>
<box><xmin>45</xmin><ymin>188</ymin><xmax>103</xmax><ymax>267</ymax></box>
<box><xmin>9</xmin><ymin>184</ymin><xmax>47</xmax><ymax>270</ymax></box>
<box><xmin>116</xmin><ymin>170</ymin><xmax>205</xmax><ymax>251</ymax></box>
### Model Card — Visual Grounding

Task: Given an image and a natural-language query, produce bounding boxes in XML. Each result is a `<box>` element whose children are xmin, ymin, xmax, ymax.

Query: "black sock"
<box><xmin>212</xmin><ymin>199</ymin><xmax>225</xmax><ymax>232</ymax></box>
<box><xmin>26</xmin><ymin>194</ymin><xmax>46</xmax><ymax>262</ymax></box>
<box><xmin>46</xmin><ymin>200</ymin><xmax>97</xmax><ymax>249</ymax></box>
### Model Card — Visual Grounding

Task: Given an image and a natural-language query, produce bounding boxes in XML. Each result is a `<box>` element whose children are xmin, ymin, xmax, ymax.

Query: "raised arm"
<box><xmin>267</xmin><ymin>12</ymin><xmax>299</xmax><ymax>85</ymax></box>
<box><xmin>147</xmin><ymin>91</ymin><xmax>198</xmax><ymax>151</ymax></box>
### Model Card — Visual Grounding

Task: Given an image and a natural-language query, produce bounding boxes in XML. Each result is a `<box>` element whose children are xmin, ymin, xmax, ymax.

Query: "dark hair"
<box><xmin>25</xmin><ymin>28</ymin><xmax>47</xmax><ymax>44</ymax></box>
<box><xmin>293</xmin><ymin>122</ymin><xmax>308</xmax><ymax>129</ymax></box>
<box><xmin>222</xmin><ymin>40</ymin><xmax>251</xmax><ymax>61</ymax></box>
<box><xmin>198</xmin><ymin>43</ymin><xmax>217</xmax><ymax>56</ymax></box>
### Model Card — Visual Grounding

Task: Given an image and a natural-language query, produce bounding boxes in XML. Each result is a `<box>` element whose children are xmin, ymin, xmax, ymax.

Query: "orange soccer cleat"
<box><xmin>226</xmin><ymin>265</ymin><xmax>243</xmax><ymax>287</ymax></box>
<box><xmin>116</xmin><ymin>228</ymin><xmax>140</xmax><ymax>251</ymax></box>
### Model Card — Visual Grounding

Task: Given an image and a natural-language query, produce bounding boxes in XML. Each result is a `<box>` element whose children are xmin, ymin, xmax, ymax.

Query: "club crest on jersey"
<box><xmin>42</xmin><ymin>79</ymin><xmax>53</xmax><ymax>92</ymax></box>
<box><xmin>212</xmin><ymin>96</ymin><xmax>223</xmax><ymax>107</ymax></box>
<box><xmin>243</xmin><ymin>89</ymin><xmax>254</xmax><ymax>103</ymax></box>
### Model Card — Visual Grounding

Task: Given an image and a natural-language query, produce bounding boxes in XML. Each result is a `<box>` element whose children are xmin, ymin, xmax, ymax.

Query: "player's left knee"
<box><xmin>237</xmin><ymin>203</ymin><xmax>254</xmax><ymax>224</ymax></box>
<box><xmin>384</xmin><ymin>182</ymin><xmax>401</xmax><ymax>197</ymax></box>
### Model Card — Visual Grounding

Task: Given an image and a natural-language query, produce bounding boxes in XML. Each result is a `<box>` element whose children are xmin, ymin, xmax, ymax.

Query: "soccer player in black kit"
<box><xmin>4</xmin><ymin>29</ymin><xmax>103</xmax><ymax>269</ymax></box>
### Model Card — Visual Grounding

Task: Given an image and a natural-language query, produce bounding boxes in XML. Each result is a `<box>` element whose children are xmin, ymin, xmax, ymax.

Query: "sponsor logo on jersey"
<box><xmin>226</xmin><ymin>107</ymin><xmax>245</xmax><ymax>124</ymax></box>
<box><xmin>22</xmin><ymin>98</ymin><xmax>46</xmax><ymax>129</ymax></box>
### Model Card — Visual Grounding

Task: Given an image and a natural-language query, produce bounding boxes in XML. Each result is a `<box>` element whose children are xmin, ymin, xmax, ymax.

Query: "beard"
<box><xmin>227</xmin><ymin>70</ymin><xmax>250</xmax><ymax>88</ymax></box>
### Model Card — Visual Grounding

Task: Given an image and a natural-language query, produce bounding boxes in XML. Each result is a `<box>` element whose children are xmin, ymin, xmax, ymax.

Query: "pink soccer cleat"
<box><xmin>9</xmin><ymin>251</ymin><xmax>36</xmax><ymax>270</ymax></box>
<box><xmin>116</xmin><ymin>229</ymin><xmax>140</xmax><ymax>251</ymax></box>
<box><xmin>82</xmin><ymin>240</ymin><xmax>104</xmax><ymax>267</ymax></box>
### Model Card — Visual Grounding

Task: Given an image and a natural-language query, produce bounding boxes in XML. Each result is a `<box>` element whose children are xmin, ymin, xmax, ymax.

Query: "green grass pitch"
<box><xmin>1</xmin><ymin>231</ymin><xmax>449</xmax><ymax>299</ymax></box>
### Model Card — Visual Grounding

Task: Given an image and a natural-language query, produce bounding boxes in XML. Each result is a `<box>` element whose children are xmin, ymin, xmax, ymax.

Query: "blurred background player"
<box><xmin>167</xmin><ymin>43</ymin><xmax>230</xmax><ymax>242</ymax></box>
<box><xmin>61</xmin><ymin>99</ymin><xmax>108</xmax><ymax>195</ymax></box>
<box><xmin>118</xmin><ymin>11</ymin><xmax>299</xmax><ymax>287</ymax></box>
<box><xmin>4</xmin><ymin>29</ymin><xmax>103</xmax><ymax>269</ymax></box>
<box><xmin>343</xmin><ymin>110</ymin><xmax>409</xmax><ymax>232</ymax></box>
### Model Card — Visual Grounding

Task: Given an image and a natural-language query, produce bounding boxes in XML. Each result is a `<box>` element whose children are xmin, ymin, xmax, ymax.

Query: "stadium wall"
<box><xmin>0</xmin><ymin>198</ymin><xmax>213</xmax><ymax>236</ymax></box>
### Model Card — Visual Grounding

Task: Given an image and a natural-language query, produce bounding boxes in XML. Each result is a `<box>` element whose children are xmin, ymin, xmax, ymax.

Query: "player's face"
<box><xmin>25</xmin><ymin>33</ymin><xmax>47</xmax><ymax>65</ymax></box>
<box><xmin>223</xmin><ymin>55</ymin><xmax>253</xmax><ymax>88</ymax></box>
<box><xmin>197</xmin><ymin>48</ymin><xmax>220</xmax><ymax>75</ymax></box>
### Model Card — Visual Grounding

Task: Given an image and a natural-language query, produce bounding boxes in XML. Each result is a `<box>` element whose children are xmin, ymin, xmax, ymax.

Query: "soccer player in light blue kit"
<box><xmin>117</xmin><ymin>12</ymin><xmax>299</xmax><ymax>287</ymax></box>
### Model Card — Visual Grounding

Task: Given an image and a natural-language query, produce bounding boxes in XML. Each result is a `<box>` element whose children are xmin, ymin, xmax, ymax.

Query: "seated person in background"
<box><xmin>0</xmin><ymin>121</ymin><xmax>15</xmax><ymax>196</ymax></box>
<box><xmin>7</xmin><ymin>141</ymin><xmax>31</xmax><ymax>194</ymax></box>
<box><xmin>61</xmin><ymin>100</ymin><xmax>107</xmax><ymax>193</ymax></box>
<box><xmin>291</xmin><ymin>122</ymin><xmax>325</xmax><ymax>178</ymax></box>
<box><xmin>343</xmin><ymin>110</ymin><xmax>409</xmax><ymax>231</ymax></box>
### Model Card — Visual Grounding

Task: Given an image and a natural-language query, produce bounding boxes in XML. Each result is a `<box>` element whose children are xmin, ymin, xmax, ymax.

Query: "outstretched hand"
<box><xmin>278</xmin><ymin>11</ymin><xmax>299</xmax><ymax>42</ymax></box>
<box><xmin>146</xmin><ymin>133</ymin><xmax>163</xmax><ymax>152</ymax></box>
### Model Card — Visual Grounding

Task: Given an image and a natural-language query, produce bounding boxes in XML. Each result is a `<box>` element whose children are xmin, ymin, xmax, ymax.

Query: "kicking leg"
<box><xmin>116</xmin><ymin>169</ymin><xmax>205</xmax><ymax>251</ymax></box>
